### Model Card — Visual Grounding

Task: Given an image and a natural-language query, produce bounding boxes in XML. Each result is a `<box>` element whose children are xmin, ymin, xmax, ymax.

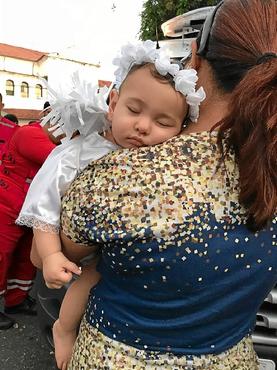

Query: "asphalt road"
<box><xmin>0</xmin><ymin>292</ymin><xmax>57</xmax><ymax>370</ymax></box>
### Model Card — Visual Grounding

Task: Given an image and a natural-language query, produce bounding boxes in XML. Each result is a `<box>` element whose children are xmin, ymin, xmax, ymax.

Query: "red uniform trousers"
<box><xmin>0</xmin><ymin>206</ymin><xmax>34</xmax><ymax>306</ymax></box>
<box><xmin>0</xmin><ymin>123</ymin><xmax>55</xmax><ymax>307</ymax></box>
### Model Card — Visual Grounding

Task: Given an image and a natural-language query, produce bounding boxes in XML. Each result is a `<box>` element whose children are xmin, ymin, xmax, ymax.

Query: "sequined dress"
<box><xmin>61</xmin><ymin>131</ymin><xmax>277</xmax><ymax>369</ymax></box>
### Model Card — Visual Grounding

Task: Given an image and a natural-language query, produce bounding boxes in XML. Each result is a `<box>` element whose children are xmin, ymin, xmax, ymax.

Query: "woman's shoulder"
<box><xmin>15</xmin><ymin>123</ymin><xmax>44</xmax><ymax>139</ymax></box>
<box><xmin>71</xmin><ymin>131</ymin><xmax>230</xmax><ymax>187</ymax></box>
<box><xmin>73</xmin><ymin>130</ymin><xmax>231</xmax><ymax>197</ymax></box>
<box><xmin>94</xmin><ymin>130</ymin><xmax>220</xmax><ymax>165</ymax></box>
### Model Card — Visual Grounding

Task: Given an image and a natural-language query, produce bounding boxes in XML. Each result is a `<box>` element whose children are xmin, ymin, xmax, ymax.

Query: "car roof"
<box><xmin>161</xmin><ymin>6</ymin><xmax>215</xmax><ymax>38</ymax></box>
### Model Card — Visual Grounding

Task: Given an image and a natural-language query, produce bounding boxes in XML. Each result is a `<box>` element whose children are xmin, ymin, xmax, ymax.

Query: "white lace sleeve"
<box><xmin>16</xmin><ymin>131</ymin><xmax>118</xmax><ymax>233</ymax></box>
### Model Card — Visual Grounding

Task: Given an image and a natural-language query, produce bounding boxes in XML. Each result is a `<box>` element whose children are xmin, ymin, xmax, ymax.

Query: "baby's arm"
<box><xmin>58</xmin><ymin>260</ymin><xmax>100</xmax><ymax>332</ymax></box>
<box><xmin>34</xmin><ymin>229</ymin><xmax>81</xmax><ymax>289</ymax></box>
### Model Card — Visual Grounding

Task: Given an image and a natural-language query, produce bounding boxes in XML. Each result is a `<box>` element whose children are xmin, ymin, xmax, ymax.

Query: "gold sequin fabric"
<box><xmin>61</xmin><ymin>131</ymin><xmax>242</xmax><ymax>244</ymax></box>
<box><xmin>68</xmin><ymin>319</ymin><xmax>259</xmax><ymax>370</ymax></box>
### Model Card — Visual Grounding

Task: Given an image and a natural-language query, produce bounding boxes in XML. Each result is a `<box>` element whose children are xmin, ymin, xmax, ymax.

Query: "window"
<box><xmin>21</xmin><ymin>82</ymin><xmax>29</xmax><ymax>98</ymax></box>
<box><xmin>35</xmin><ymin>84</ymin><xmax>43</xmax><ymax>99</ymax></box>
<box><xmin>6</xmin><ymin>80</ymin><xmax>15</xmax><ymax>96</ymax></box>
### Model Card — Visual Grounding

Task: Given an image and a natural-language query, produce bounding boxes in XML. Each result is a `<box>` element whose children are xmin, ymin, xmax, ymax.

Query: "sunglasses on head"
<box><xmin>181</xmin><ymin>1</ymin><xmax>223</xmax><ymax>65</ymax></box>
<box><xmin>196</xmin><ymin>1</ymin><xmax>224</xmax><ymax>56</ymax></box>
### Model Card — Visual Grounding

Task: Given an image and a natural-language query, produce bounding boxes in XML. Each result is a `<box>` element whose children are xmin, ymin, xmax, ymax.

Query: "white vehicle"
<box><xmin>159</xmin><ymin>7</ymin><xmax>215</xmax><ymax>60</ymax></box>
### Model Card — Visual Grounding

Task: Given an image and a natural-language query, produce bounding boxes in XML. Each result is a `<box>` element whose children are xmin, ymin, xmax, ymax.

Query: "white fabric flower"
<box><xmin>155</xmin><ymin>54</ymin><xmax>179</xmax><ymax>77</ymax></box>
<box><xmin>187</xmin><ymin>87</ymin><xmax>206</xmax><ymax>122</ymax></box>
<box><xmin>174</xmin><ymin>69</ymin><xmax>198</xmax><ymax>95</ymax></box>
<box><xmin>113</xmin><ymin>40</ymin><xmax>160</xmax><ymax>89</ymax></box>
<box><xmin>41</xmin><ymin>71</ymin><xmax>109</xmax><ymax>141</ymax></box>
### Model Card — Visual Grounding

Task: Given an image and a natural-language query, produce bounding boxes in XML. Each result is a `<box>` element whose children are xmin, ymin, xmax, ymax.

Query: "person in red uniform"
<box><xmin>0</xmin><ymin>118</ymin><xmax>57</xmax><ymax>329</ymax></box>
<box><xmin>0</xmin><ymin>93</ymin><xmax>18</xmax><ymax>155</ymax></box>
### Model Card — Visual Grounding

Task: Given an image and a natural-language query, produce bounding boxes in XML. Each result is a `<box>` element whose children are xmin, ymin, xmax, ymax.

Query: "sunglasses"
<box><xmin>196</xmin><ymin>0</ymin><xmax>224</xmax><ymax>56</ymax></box>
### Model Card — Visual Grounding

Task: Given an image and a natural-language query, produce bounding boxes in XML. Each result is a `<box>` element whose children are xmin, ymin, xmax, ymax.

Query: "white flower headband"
<box><xmin>113</xmin><ymin>40</ymin><xmax>206</xmax><ymax>122</ymax></box>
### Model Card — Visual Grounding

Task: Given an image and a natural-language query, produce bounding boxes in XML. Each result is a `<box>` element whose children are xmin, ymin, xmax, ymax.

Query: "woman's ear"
<box><xmin>107</xmin><ymin>89</ymin><xmax>119</xmax><ymax>122</ymax></box>
<box><xmin>189</xmin><ymin>40</ymin><xmax>202</xmax><ymax>70</ymax></box>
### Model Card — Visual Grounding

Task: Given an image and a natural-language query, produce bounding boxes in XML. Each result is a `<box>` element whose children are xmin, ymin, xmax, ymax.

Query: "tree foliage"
<box><xmin>139</xmin><ymin>0</ymin><xmax>220</xmax><ymax>41</ymax></box>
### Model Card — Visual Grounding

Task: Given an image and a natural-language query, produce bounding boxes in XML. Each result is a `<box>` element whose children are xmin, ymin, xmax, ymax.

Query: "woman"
<box><xmin>60</xmin><ymin>0</ymin><xmax>276</xmax><ymax>368</ymax></box>
<box><xmin>0</xmin><ymin>121</ymin><xmax>56</xmax><ymax>329</ymax></box>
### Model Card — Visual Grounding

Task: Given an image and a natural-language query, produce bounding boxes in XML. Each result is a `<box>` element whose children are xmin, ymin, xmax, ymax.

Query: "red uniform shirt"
<box><xmin>0</xmin><ymin>123</ymin><xmax>56</xmax><ymax>215</ymax></box>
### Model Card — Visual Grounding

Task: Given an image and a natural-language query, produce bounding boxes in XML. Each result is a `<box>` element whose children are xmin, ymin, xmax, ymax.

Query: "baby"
<box><xmin>17</xmin><ymin>40</ymin><xmax>205</xmax><ymax>370</ymax></box>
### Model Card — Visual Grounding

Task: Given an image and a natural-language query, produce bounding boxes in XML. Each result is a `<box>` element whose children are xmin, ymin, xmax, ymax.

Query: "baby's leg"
<box><xmin>53</xmin><ymin>260</ymin><xmax>100</xmax><ymax>370</ymax></box>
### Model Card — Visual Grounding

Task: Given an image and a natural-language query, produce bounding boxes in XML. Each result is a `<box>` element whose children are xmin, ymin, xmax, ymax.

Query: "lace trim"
<box><xmin>16</xmin><ymin>215</ymin><xmax>59</xmax><ymax>234</ymax></box>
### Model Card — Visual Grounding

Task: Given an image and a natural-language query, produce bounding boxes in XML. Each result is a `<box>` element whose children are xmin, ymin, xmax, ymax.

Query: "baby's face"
<box><xmin>108</xmin><ymin>65</ymin><xmax>187</xmax><ymax>148</ymax></box>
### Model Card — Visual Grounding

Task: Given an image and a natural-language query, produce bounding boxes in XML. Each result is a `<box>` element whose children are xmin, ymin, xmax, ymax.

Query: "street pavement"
<box><xmin>0</xmin><ymin>293</ymin><xmax>57</xmax><ymax>370</ymax></box>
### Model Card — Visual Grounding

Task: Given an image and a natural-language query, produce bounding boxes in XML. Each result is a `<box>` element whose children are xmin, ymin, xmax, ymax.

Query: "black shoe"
<box><xmin>0</xmin><ymin>311</ymin><xmax>15</xmax><ymax>330</ymax></box>
<box><xmin>4</xmin><ymin>295</ymin><xmax>37</xmax><ymax>316</ymax></box>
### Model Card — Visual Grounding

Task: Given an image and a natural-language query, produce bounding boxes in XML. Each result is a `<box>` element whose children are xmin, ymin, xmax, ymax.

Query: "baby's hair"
<box><xmin>120</xmin><ymin>62</ymin><xmax>181</xmax><ymax>91</ymax></box>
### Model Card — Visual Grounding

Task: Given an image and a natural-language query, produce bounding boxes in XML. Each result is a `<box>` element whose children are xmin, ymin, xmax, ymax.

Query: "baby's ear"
<box><xmin>107</xmin><ymin>89</ymin><xmax>119</xmax><ymax>121</ymax></box>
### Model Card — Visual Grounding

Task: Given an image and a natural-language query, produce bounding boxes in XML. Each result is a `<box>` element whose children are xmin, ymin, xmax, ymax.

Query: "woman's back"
<box><xmin>61</xmin><ymin>131</ymin><xmax>276</xmax><ymax>355</ymax></box>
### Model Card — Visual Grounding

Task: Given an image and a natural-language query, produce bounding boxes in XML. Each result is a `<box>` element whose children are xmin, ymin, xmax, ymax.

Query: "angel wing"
<box><xmin>41</xmin><ymin>71</ymin><xmax>111</xmax><ymax>142</ymax></box>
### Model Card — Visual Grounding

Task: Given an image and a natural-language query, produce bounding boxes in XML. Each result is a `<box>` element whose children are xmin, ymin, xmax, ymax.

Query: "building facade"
<box><xmin>0</xmin><ymin>43</ymin><xmax>101</xmax><ymax>124</ymax></box>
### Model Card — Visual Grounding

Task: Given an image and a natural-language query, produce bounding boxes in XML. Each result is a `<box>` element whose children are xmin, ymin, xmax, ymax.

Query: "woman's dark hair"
<box><xmin>200</xmin><ymin>0</ymin><xmax>276</xmax><ymax>230</ymax></box>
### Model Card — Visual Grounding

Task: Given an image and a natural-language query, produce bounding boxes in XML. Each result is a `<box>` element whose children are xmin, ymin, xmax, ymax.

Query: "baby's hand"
<box><xmin>42</xmin><ymin>251</ymin><xmax>81</xmax><ymax>289</ymax></box>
